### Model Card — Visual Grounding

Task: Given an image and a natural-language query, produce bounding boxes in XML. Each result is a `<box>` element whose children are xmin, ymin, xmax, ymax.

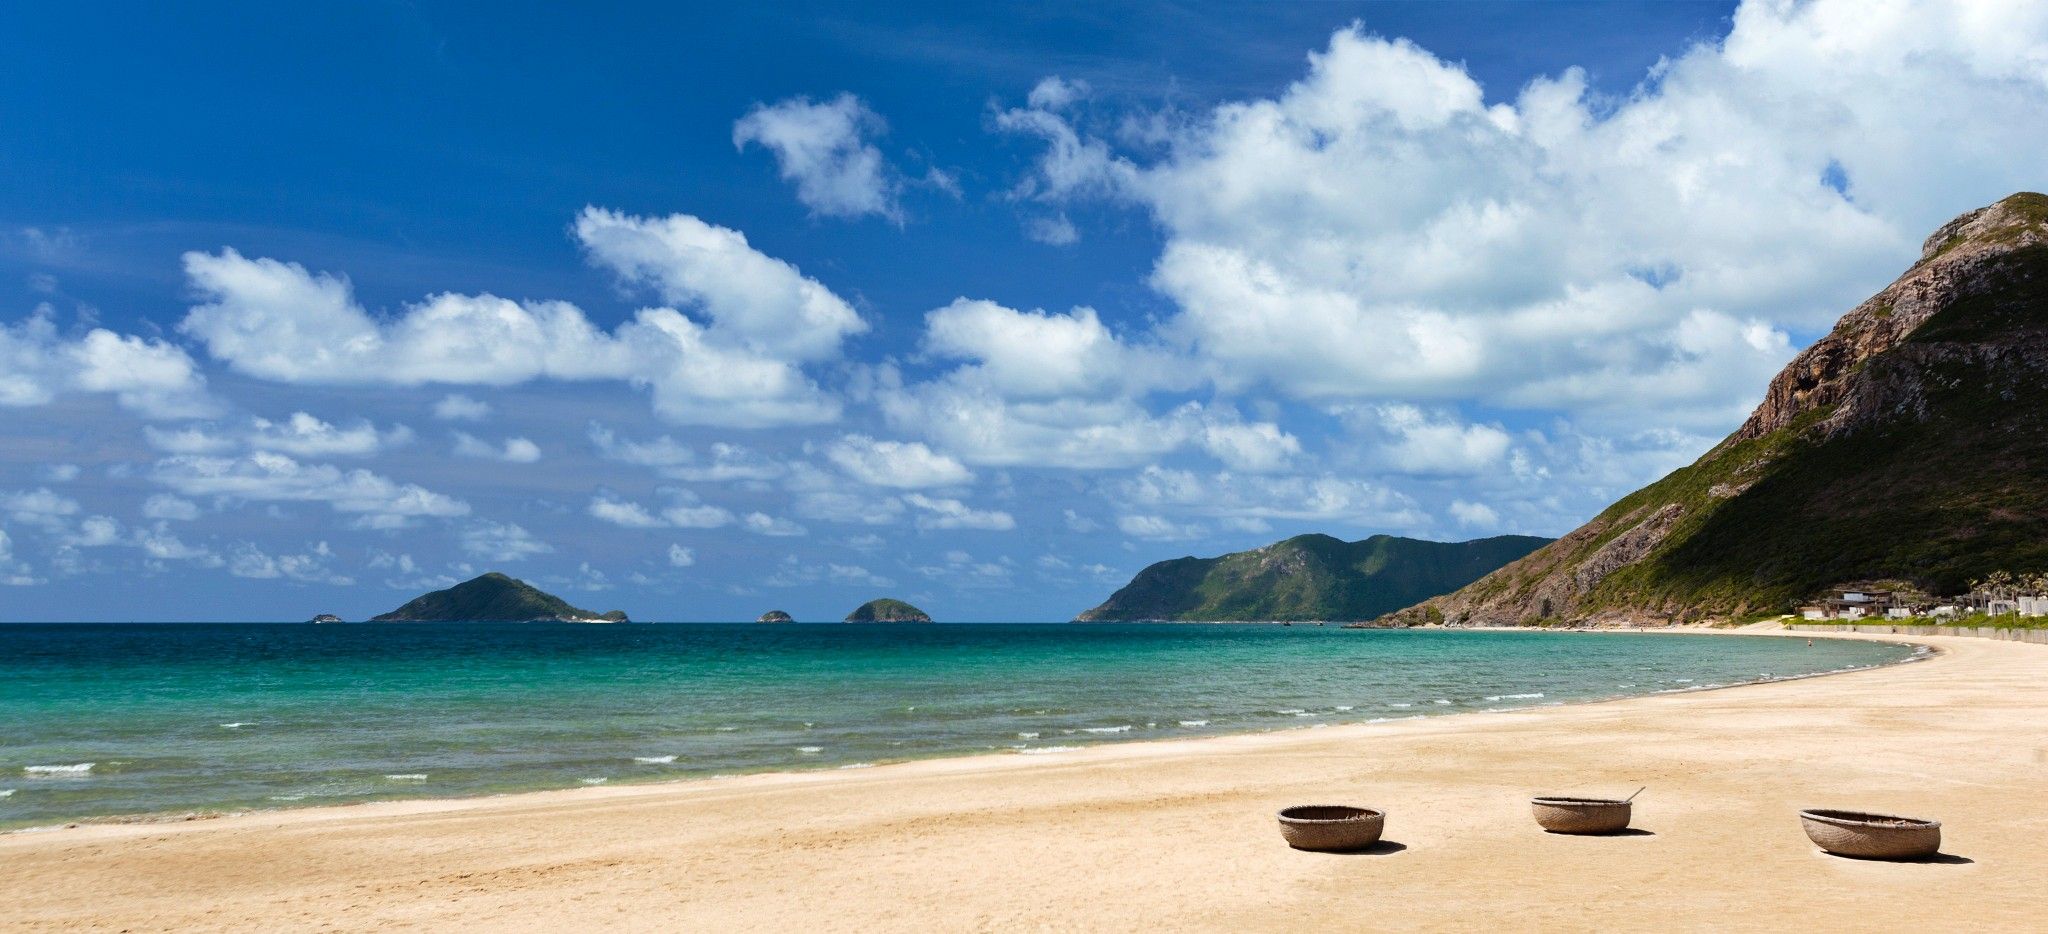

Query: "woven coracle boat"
<box><xmin>1276</xmin><ymin>805</ymin><xmax>1385</xmax><ymax>851</ymax></box>
<box><xmin>1799</xmin><ymin>809</ymin><xmax>1941</xmax><ymax>860</ymax></box>
<box><xmin>1530</xmin><ymin>796</ymin><xmax>1634</xmax><ymax>834</ymax></box>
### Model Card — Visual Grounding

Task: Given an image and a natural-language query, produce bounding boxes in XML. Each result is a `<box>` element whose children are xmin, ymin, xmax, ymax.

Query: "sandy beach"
<box><xmin>4</xmin><ymin>630</ymin><xmax>2044</xmax><ymax>932</ymax></box>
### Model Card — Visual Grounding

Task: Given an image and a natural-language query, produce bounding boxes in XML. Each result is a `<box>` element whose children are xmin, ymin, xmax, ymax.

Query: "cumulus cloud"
<box><xmin>0</xmin><ymin>308</ymin><xmax>216</xmax><ymax>418</ymax></box>
<box><xmin>142</xmin><ymin>495</ymin><xmax>202</xmax><ymax>521</ymax></box>
<box><xmin>587</xmin><ymin>490</ymin><xmax>736</xmax><ymax>530</ymax></box>
<box><xmin>433</xmin><ymin>394</ymin><xmax>491</xmax><ymax>421</ymax></box>
<box><xmin>453</xmin><ymin>432</ymin><xmax>541</xmax><ymax>463</ymax></box>
<box><xmin>1353</xmin><ymin>404</ymin><xmax>1513</xmax><ymax>476</ymax></box>
<box><xmin>996</xmin><ymin>2</ymin><xmax>2048</xmax><ymax>431</ymax></box>
<box><xmin>902</xmin><ymin>493</ymin><xmax>1015</xmax><ymax>531</ymax></box>
<box><xmin>0</xmin><ymin>527</ymin><xmax>41</xmax><ymax>585</ymax></box>
<box><xmin>178</xmin><ymin>210</ymin><xmax>856</xmax><ymax>427</ymax></box>
<box><xmin>733</xmin><ymin>93</ymin><xmax>902</xmax><ymax>221</ymax></box>
<box><xmin>825</xmin><ymin>434</ymin><xmax>973</xmax><ymax>488</ymax></box>
<box><xmin>227</xmin><ymin>542</ymin><xmax>353</xmax><ymax>585</ymax></box>
<box><xmin>742</xmin><ymin>512</ymin><xmax>807</xmax><ymax>537</ymax></box>
<box><xmin>667</xmin><ymin>544</ymin><xmax>695</xmax><ymax>568</ymax></box>
<box><xmin>150</xmin><ymin>452</ymin><xmax>469</xmax><ymax>526</ymax></box>
<box><xmin>458</xmin><ymin>521</ymin><xmax>552</xmax><ymax>562</ymax></box>
<box><xmin>1114</xmin><ymin>465</ymin><xmax>1426</xmax><ymax>529</ymax></box>
<box><xmin>1448</xmin><ymin>499</ymin><xmax>1500</xmax><ymax>528</ymax></box>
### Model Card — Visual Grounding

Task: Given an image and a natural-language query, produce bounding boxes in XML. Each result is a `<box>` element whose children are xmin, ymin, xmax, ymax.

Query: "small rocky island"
<box><xmin>307</xmin><ymin>613</ymin><xmax>344</xmax><ymax>624</ymax></box>
<box><xmin>757</xmin><ymin>610</ymin><xmax>795</xmax><ymax>623</ymax></box>
<box><xmin>844</xmin><ymin>598</ymin><xmax>932</xmax><ymax>623</ymax></box>
<box><xmin>370</xmin><ymin>572</ymin><xmax>630</xmax><ymax>623</ymax></box>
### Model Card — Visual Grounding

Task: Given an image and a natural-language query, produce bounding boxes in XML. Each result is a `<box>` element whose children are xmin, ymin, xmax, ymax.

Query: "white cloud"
<box><xmin>1114</xmin><ymin>465</ymin><xmax>1426</xmax><ymax>529</ymax></box>
<box><xmin>902</xmin><ymin>493</ymin><xmax>1016</xmax><ymax>531</ymax></box>
<box><xmin>667</xmin><ymin>544</ymin><xmax>695</xmax><ymax>568</ymax></box>
<box><xmin>921</xmin><ymin>298</ymin><xmax>1178</xmax><ymax>399</ymax></box>
<box><xmin>587</xmin><ymin>422</ymin><xmax>694</xmax><ymax>468</ymax></box>
<box><xmin>0</xmin><ymin>309</ymin><xmax>215</xmax><ymax>419</ymax></box>
<box><xmin>0</xmin><ymin>527</ymin><xmax>41</xmax><ymax>585</ymax></box>
<box><xmin>588</xmin><ymin>494</ymin><xmax>667</xmax><ymax>529</ymax></box>
<box><xmin>41</xmin><ymin>464</ymin><xmax>80</xmax><ymax>483</ymax></box>
<box><xmin>733</xmin><ymin>93</ymin><xmax>902</xmax><ymax>221</ymax></box>
<box><xmin>573</xmin><ymin>207</ymin><xmax>866</xmax><ymax>363</ymax></box>
<box><xmin>179</xmin><ymin>220</ymin><xmax>850</xmax><ymax>427</ymax></box>
<box><xmin>227</xmin><ymin>542</ymin><xmax>352</xmax><ymax>585</ymax></box>
<box><xmin>458</xmin><ymin>521</ymin><xmax>552</xmax><ymax>562</ymax></box>
<box><xmin>1023</xmin><ymin>214</ymin><xmax>1079</xmax><ymax>245</ymax></box>
<box><xmin>742</xmin><ymin>512</ymin><xmax>807</xmax><ymax>537</ymax></box>
<box><xmin>587</xmin><ymin>490</ymin><xmax>736</xmax><ymax>530</ymax></box>
<box><xmin>997</xmin><ymin>2</ymin><xmax>2048</xmax><ymax>431</ymax></box>
<box><xmin>0</xmin><ymin>488</ymin><xmax>82</xmax><ymax>533</ymax></box>
<box><xmin>150</xmin><ymin>452</ymin><xmax>469</xmax><ymax>525</ymax></box>
<box><xmin>1357</xmin><ymin>404</ymin><xmax>1513</xmax><ymax>476</ymax></box>
<box><xmin>142</xmin><ymin>495</ymin><xmax>202</xmax><ymax>521</ymax></box>
<box><xmin>453</xmin><ymin>432</ymin><xmax>541</xmax><ymax>463</ymax></box>
<box><xmin>1063</xmin><ymin>509</ymin><xmax>1101</xmax><ymax>533</ymax></box>
<box><xmin>248</xmin><ymin>413</ymin><xmax>407</xmax><ymax>458</ymax></box>
<box><xmin>1116</xmin><ymin>514</ymin><xmax>1204</xmax><ymax>541</ymax></box>
<box><xmin>1448</xmin><ymin>499</ymin><xmax>1500</xmax><ymax>529</ymax></box>
<box><xmin>1200</xmin><ymin>421</ymin><xmax>1301</xmax><ymax>473</ymax></box>
<box><xmin>433</xmin><ymin>394</ymin><xmax>492</xmax><ymax>421</ymax></box>
<box><xmin>589</xmin><ymin>424</ymin><xmax>786</xmax><ymax>483</ymax></box>
<box><xmin>825</xmin><ymin>434</ymin><xmax>972</xmax><ymax>488</ymax></box>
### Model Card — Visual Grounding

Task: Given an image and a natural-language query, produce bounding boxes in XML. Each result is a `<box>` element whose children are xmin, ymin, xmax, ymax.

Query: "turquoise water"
<box><xmin>0</xmin><ymin>624</ymin><xmax>1912</xmax><ymax>830</ymax></box>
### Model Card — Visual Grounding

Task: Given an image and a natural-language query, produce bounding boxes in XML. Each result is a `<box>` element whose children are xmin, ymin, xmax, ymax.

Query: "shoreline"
<box><xmin>9</xmin><ymin>628</ymin><xmax>2044</xmax><ymax>931</ymax></box>
<box><xmin>2</xmin><ymin>626</ymin><xmax>1920</xmax><ymax>838</ymax></box>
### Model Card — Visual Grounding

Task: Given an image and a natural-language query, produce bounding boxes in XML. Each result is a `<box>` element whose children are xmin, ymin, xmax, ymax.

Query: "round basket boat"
<box><xmin>1799</xmin><ymin>809</ymin><xmax>1941</xmax><ymax>860</ymax></box>
<box><xmin>1531</xmin><ymin>796</ymin><xmax>1633</xmax><ymax>834</ymax></box>
<box><xmin>1277</xmin><ymin>805</ymin><xmax>1385</xmax><ymax>852</ymax></box>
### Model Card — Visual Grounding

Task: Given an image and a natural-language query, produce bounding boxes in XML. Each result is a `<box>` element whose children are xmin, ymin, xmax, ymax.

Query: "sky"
<box><xmin>2</xmin><ymin>0</ymin><xmax>2045</xmax><ymax>621</ymax></box>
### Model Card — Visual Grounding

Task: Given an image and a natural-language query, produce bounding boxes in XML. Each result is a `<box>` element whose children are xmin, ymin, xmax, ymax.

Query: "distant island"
<box><xmin>845</xmin><ymin>598</ymin><xmax>932</xmax><ymax>623</ymax></box>
<box><xmin>1076</xmin><ymin>533</ymin><xmax>1549</xmax><ymax>622</ymax></box>
<box><xmin>370</xmin><ymin>572</ymin><xmax>630</xmax><ymax>623</ymax></box>
<box><xmin>307</xmin><ymin>614</ymin><xmax>343</xmax><ymax>624</ymax></box>
<box><xmin>757</xmin><ymin>610</ymin><xmax>794</xmax><ymax>623</ymax></box>
<box><xmin>1384</xmin><ymin>192</ymin><xmax>2048</xmax><ymax>626</ymax></box>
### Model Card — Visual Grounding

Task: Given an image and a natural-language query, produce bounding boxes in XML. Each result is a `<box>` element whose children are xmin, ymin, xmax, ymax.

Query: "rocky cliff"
<box><xmin>1383</xmin><ymin>193</ymin><xmax>2048</xmax><ymax>625</ymax></box>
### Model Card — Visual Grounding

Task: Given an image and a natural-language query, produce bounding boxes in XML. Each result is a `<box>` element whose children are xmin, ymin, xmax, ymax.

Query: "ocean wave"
<box><xmin>1016</xmin><ymin>731</ymin><xmax>1040</xmax><ymax>739</ymax></box>
<box><xmin>836</xmin><ymin>762</ymin><xmax>874</xmax><ymax>770</ymax></box>
<box><xmin>1387</xmin><ymin>703</ymin><xmax>1412</xmax><ymax>708</ymax></box>
<box><xmin>1013</xmin><ymin>746</ymin><xmax>1080</xmax><ymax>755</ymax></box>
<box><xmin>580</xmin><ymin>777</ymin><xmax>608</xmax><ymax>785</ymax></box>
<box><xmin>1277</xmin><ymin>708</ymin><xmax>1306</xmax><ymax>715</ymax></box>
<box><xmin>219</xmin><ymin>722</ymin><xmax>252</xmax><ymax>729</ymax></box>
<box><xmin>1484</xmin><ymin>693</ymin><xmax>1545</xmax><ymax>701</ymax></box>
<box><xmin>1433</xmin><ymin>699</ymin><xmax>1453</xmax><ymax>705</ymax></box>
<box><xmin>633</xmin><ymin>755</ymin><xmax>678</xmax><ymax>764</ymax></box>
<box><xmin>384</xmin><ymin>773</ymin><xmax>428</xmax><ymax>782</ymax></box>
<box><xmin>268</xmin><ymin>794</ymin><xmax>306</xmax><ymax>801</ymax></box>
<box><xmin>715</xmin><ymin>726</ymin><xmax>739</xmax><ymax>732</ymax></box>
<box><xmin>24</xmin><ymin>763</ymin><xmax>93</xmax><ymax>776</ymax></box>
<box><xmin>1178</xmin><ymin>719</ymin><xmax>1209</xmax><ymax>727</ymax></box>
<box><xmin>797</xmin><ymin>746</ymin><xmax>824</xmax><ymax>754</ymax></box>
<box><xmin>1081</xmin><ymin>725</ymin><xmax>1131</xmax><ymax>734</ymax></box>
<box><xmin>0</xmin><ymin>789</ymin><xmax>15</xmax><ymax>797</ymax></box>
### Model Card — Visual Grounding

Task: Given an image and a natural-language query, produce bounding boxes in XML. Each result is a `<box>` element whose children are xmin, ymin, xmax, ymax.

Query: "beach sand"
<box><xmin>5</xmin><ymin>631</ymin><xmax>2045</xmax><ymax>931</ymax></box>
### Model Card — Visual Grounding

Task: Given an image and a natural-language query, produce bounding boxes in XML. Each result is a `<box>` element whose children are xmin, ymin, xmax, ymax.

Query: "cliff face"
<box><xmin>1386</xmin><ymin>193</ymin><xmax>2048</xmax><ymax>625</ymax></box>
<box><xmin>1075</xmin><ymin>533</ymin><xmax>1549</xmax><ymax>622</ymax></box>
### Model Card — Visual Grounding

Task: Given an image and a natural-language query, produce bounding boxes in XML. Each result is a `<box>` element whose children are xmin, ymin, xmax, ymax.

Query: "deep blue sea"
<box><xmin>0</xmin><ymin>623</ymin><xmax>1912</xmax><ymax>830</ymax></box>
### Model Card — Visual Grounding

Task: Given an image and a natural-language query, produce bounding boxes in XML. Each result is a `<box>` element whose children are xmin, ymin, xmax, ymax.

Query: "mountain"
<box><xmin>369</xmin><ymin>572</ymin><xmax>630</xmax><ymax>623</ymax></box>
<box><xmin>757</xmin><ymin>610</ymin><xmax>794</xmax><ymax>623</ymax></box>
<box><xmin>845</xmin><ymin>598</ymin><xmax>932</xmax><ymax>622</ymax></box>
<box><xmin>1383</xmin><ymin>192</ymin><xmax>2048</xmax><ymax>626</ymax></box>
<box><xmin>1074</xmin><ymin>533</ymin><xmax>1551</xmax><ymax>622</ymax></box>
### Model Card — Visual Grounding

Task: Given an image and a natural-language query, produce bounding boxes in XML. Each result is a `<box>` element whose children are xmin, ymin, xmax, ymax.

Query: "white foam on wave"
<box><xmin>1277</xmin><ymin>708</ymin><xmax>1306</xmax><ymax>715</ymax></box>
<box><xmin>1017</xmin><ymin>731</ymin><xmax>1040</xmax><ymax>739</ymax></box>
<box><xmin>1433</xmin><ymin>699</ymin><xmax>1453</xmax><ymax>705</ymax></box>
<box><xmin>1178</xmin><ymin>719</ymin><xmax>1209</xmax><ymax>727</ymax></box>
<box><xmin>797</xmin><ymin>746</ymin><xmax>824</xmax><ymax>754</ymax></box>
<box><xmin>0</xmin><ymin>788</ymin><xmax>15</xmax><ymax>797</ymax></box>
<box><xmin>1334</xmin><ymin>705</ymin><xmax>1355</xmax><ymax>711</ymax></box>
<box><xmin>715</xmin><ymin>726</ymin><xmax>739</xmax><ymax>732</ymax></box>
<box><xmin>24</xmin><ymin>763</ymin><xmax>93</xmax><ymax>776</ymax></box>
<box><xmin>219</xmin><ymin>722</ymin><xmax>252</xmax><ymax>729</ymax></box>
<box><xmin>1387</xmin><ymin>703</ymin><xmax>1412</xmax><ymax>708</ymax></box>
<box><xmin>1484</xmin><ymin>693</ymin><xmax>1545</xmax><ymax>701</ymax></box>
<box><xmin>1081</xmin><ymin>725</ymin><xmax>1131</xmax><ymax>734</ymax></box>
<box><xmin>837</xmin><ymin>762</ymin><xmax>874</xmax><ymax>770</ymax></box>
<box><xmin>268</xmin><ymin>794</ymin><xmax>305</xmax><ymax>801</ymax></box>
<box><xmin>1013</xmin><ymin>746</ymin><xmax>1081</xmax><ymax>755</ymax></box>
<box><xmin>633</xmin><ymin>755</ymin><xmax>678</xmax><ymax>764</ymax></box>
<box><xmin>384</xmin><ymin>773</ymin><xmax>428</xmax><ymax>782</ymax></box>
<box><xmin>581</xmin><ymin>777</ymin><xmax>608</xmax><ymax>785</ymax></box>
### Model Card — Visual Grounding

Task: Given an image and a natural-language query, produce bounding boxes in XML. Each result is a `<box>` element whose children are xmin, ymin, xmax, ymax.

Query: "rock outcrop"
<box><xmin>844</xmin><ymin>599</ymin><xmax>932</xmax><ymax>623</ymax></box>
<box><xmin>307</xmin><ymin>614</ymin><xmax>343</xmax><ymax>624</ymax></box>
<box><xmin>757</xmin><ymin>610</ymin><xmax>794</xmax><ymax>623</ymax></box>
<box><xmin>1382</xmin><ymin>193</ymin><xmax>2048</xmax><ymax>625</ymax></box>
<box><xmin>370</xmin><ymin>572</ymin><xmax>631</xmax><ymax>623</ymax></box>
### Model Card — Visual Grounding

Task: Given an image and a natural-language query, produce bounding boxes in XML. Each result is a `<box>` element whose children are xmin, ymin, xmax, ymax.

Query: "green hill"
<box><xmin>844</xmin><ymin>598</ymin><xmax>932</xmax><ymax>622</ymax></box>
<box><xmin>1074</xmin><ymin>533</ymin><xmax>1551</xmax><ymax>622</ymax></box>
<box><xmin>370</xmin><ymin>572</ymin><xmax>630</xmax><ymax>623</ymax></box>
<box><xmin>1386</xmin><ymin>192</ymin><xmax>2048</xmax><ymax>625</ymax></box>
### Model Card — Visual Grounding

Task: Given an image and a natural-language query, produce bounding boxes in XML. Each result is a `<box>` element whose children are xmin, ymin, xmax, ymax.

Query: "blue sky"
<box><xmin>2</xmin><ymin>0</ymin><xmax>2043</xmax><ymax>621</ymax></box>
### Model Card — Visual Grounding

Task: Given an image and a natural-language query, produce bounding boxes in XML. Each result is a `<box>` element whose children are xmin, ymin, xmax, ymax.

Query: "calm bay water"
<box><xmin>0</xmin><ymin>623</ymin><xmax>1912</xmax><ymax>830</ymax></box>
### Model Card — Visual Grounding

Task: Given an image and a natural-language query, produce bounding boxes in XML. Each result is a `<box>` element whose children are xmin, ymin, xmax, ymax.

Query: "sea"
<box><xmin>0</xmin><ymin>623</ymin><xmax>1915</xmax><ymax>831</ymax></box>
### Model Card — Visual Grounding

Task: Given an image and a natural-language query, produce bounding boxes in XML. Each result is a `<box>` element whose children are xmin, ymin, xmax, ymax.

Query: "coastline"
<box><xmin>9</xmin><ymin>628</ymin><xmax>2046</xmax><ymax>930</ymax></box>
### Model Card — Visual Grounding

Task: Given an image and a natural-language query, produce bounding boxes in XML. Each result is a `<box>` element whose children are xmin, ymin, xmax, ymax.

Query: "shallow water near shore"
<box><xmin>0</xmin><ymin>623</ymin><xmax>1911</xmax><ymax>830</ymax></box>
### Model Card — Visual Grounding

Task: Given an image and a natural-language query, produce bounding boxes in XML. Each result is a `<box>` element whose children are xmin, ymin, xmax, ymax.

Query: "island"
<box><xmin>844</xmin><ymin>598</ymin><xmax>932</xmax><ymax>623</ymax></box>
<box><xmin>306</xmin><ymin>613</ymin><xmax>344</xmax><ymax>624</ymax></box>
<box><xmin>757</xmin><ymin>610</ymin><xmax>795</xmax><ymax>623</ymax></box>
<box><xmin>369</xmin><ymin>572</ymin><xmax>631</xmax><ymax>623</ymax></box>
<box><xmin>1075</xmin><ymin>533</ymin><xmax>1549</xmax><ymax>622</ymax></box>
